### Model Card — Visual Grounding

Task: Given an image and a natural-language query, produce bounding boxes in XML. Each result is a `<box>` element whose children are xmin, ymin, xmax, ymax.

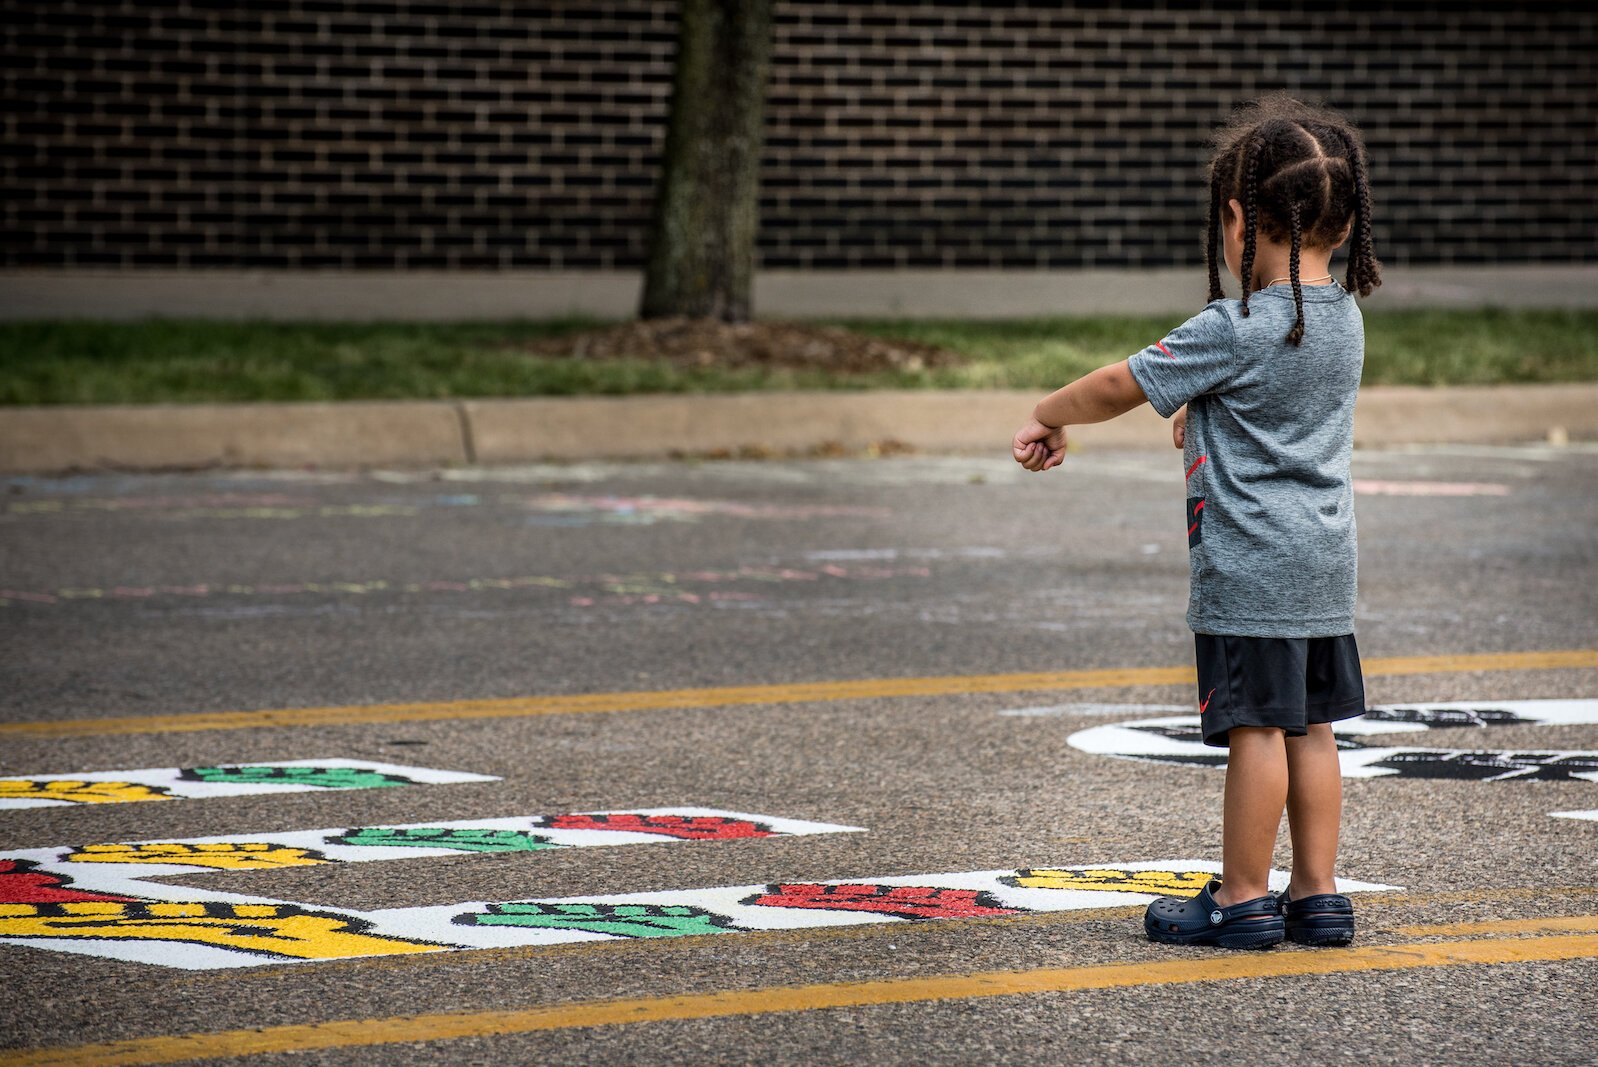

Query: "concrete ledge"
<box><xmin>5</xmin><ymin>265</ymin><xmax>1598</xmax><ymax>321</ymax></box>
<box><xmin>0</xmin><ymin>400</ymin><xmax>467</xmax><ymax>473</ymax></box>
<box><xmin>1351</xmin><ymin>384</ymin><xmax>1592</xmax><ymax>447</ymax></box>
<box><xmin>1</xmin><ymin>384</ymin><xmax>1591</xmax><ymax>475</ymax></box>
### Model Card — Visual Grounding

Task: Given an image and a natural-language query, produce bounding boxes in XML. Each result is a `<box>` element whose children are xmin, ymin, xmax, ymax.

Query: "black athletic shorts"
<box><xmin>1194</xmin><ymin>632</ymin><xmax>1366</xmax><ymax>748</ymax></box>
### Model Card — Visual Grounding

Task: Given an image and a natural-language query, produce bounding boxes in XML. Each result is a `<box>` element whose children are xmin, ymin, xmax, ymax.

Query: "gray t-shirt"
<box><xmin>1126</xmin><ymin>282</ymin><xmax>1363</xmax><ymax>638</ymax></box>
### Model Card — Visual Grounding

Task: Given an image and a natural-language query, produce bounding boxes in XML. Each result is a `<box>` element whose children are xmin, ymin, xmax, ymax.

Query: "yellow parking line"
<box><xmin>2</xmin><ymin>648</ymin><xmax>1595</xmax><ymax>739</ymax></box>
<box><xmin>7</xmin><ymin>930</ymin><xmax>1595</xmax><ymax>1067</ymax></box>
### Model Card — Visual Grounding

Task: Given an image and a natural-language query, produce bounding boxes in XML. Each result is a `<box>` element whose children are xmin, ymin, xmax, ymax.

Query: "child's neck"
<box><xmin>1246</xmin><ymin>243</ymin><xmax>1337</xmax><ymax>293</ymax></box>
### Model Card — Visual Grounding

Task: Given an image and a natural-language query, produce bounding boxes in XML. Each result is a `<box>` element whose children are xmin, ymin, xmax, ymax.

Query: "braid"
<box><xmin>1335</xmin><ymin>127</ymin><xmax>1382</xmax><ymax>296</ymax></box>
<box><xmin>1239</xmin><ymin>133</ymin><xmax>1262</xmax><ymax>317</ymax></box>
<box><xmin>1205</xmin><ymin>160</ymin><xmax>1224</xmax><ymax>302</ymax></box>
<box><xmin>1286</xmin><ymin>199</ymin><xmax>1305</xmax><ymax>346</ymax></box>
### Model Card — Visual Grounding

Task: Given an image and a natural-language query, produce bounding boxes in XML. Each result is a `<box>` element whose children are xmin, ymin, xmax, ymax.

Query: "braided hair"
<box><xmin>1203</xmin><ymin>95</ymin><xmax>1383</xmax><ymax>346</ymax></box>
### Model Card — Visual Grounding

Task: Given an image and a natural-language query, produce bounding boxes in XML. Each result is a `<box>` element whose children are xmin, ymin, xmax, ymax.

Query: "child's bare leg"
<box><xmin>1285</xmin><ymin>722</ymin><xmax>1343</xmax><ymax>898</ymax></box>
<box><xmin>1213</xmin><ymin>726</ymin><xmax>1288</xmax><ymax>906</ymax></box>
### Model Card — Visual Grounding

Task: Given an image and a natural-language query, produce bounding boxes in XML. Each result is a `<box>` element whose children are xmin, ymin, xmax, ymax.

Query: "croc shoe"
<box><xmin>1144</xmin><ymin>879</ymin><xmax>1285</xmax><ymax>949</ymax></box>
<box><xmin>1280</xmin><ymin>890</ymin><xmax>1355</xmax><ymax>946</ymax></box>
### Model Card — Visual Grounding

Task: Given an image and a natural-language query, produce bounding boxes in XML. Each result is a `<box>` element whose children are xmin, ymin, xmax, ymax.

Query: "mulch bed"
<box><xmin>519</xmin><ymin>316</ymin><xmax>961</xmax><ymax>374</ymax></box>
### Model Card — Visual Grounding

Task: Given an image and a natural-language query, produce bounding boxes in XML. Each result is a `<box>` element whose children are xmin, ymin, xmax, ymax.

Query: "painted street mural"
<box><xmin>5</xmin><ymin>808</ymin><xmax>865</xmax><ymax>894</ymax></box>
<box><xmin>0</xmin><ymin>759</ymin><xmax>499</xmax><ymax>810</ymax></box>
<box><xmin>1067</xmin><ymin>700</ymin><xmax>1598</xmax><ymax>784</ymax></box>
<box><xmin>0</xmin><ymin>833</ymin><xmax>1395</xmax><ymax>969</ymax></box>
<box><xmin>0</xmin><ymin>808</ymin><xmax>863</xmax><ymax>969</ymax></box>
<box><xmin>413</xmin><ymin>862</ymin><xmax>1394</xmax><ymax>958</ymax></box>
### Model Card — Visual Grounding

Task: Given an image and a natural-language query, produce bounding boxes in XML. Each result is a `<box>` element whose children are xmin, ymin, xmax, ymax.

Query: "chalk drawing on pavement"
<box><xmin>1067</xmin><ymin>700</ymin><xmax>1598</xmax><ymax>784</ymax></box>
<box><xmin>0</xmin><ymin>760</ymin><xmax>499</xmax><ymax>810</ymax></box>
<box><xmin>802</xmin><ymin>547</ymin><xmax>1006</xmax><ymax>562</ymax></box>
<box><xmin>5</xmin><ymin>492</ymin><xmax>346</xmax><ymax>518</ymax></box>
<box><xmin>1351</xmin><ymin>480</ymin><xmax>1511</xmax><ymax>497</ymax></box>
<box><xmin>0</xmin><ymin>563</ymin><xmax>932</xmax><ymax>610</ymax></box>
<box><xmin>2</xmin><ymin>491</ymin><xmax>886</xmax><ymax>527</ymax></box>
<box><xmin>998</xmin><ymin>703</ymin><xmax>1190</xmax><ymax>718</ymax></box>
<box><xmin>509</xmin><ymin>493</ymin><xmax>889</xmax><ymax>527</ymax></box>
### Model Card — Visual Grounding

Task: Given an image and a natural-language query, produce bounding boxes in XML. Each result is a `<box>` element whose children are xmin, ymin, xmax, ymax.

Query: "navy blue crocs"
<box><xmin>1144</xmin><ymin>879</ymin><xmax>1285</xmax><ymax>949</ymax></box>
<box><xmin>1280</xmin><ymin>890</ymin><xmax>1355</xmax><ymax>946</ymax></box>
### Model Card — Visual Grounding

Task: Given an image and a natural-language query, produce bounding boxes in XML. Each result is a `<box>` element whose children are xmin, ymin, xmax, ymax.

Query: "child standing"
<box><xmin>1011</xmin><ymin>95</ymin><xmax>1383</xmax><ymax>949</ymax></box>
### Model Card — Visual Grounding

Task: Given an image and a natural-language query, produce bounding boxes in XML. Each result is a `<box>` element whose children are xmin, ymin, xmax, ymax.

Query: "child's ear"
<box><xmin>1226</xmin><ymin>198</ymin><xmax>1246</xmax><ymax>243</ymax></box>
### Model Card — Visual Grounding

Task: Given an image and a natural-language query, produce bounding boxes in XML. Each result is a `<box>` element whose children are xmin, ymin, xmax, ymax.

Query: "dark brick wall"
<box><xmin>4</xmin><ymin>1</ymin><xmax>1594</xmax><ymax>271</ymax></box>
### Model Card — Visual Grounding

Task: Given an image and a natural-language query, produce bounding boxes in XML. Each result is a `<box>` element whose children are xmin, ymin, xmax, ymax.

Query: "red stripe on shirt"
<box><xmin>1155</xmin><ymin>340</ymin><xmax>1174</xmax><ymax>359</ymax></box>
<box><xmin>1185</xmin><ymin>455</ymin><xmax>1207</xmax><ymax>479</ymax></box>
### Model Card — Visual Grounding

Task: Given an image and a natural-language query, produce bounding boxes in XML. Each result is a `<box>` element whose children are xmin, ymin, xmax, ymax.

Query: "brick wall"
<box><xmin>4</xmin><ymin>1</ymin><xmax>1594</xmax><ymax>271</ymax></box>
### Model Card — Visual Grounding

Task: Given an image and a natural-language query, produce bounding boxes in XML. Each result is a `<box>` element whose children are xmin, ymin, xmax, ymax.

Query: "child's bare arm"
<box><xmin>1012</xmin><ymin>360</ymin><xmax>1149</xmax><ymax>472</ymax></box>
<box><xmin>1034</xmin><ymin>359</ymin><xmax>1148</xmax><ymax>427</ymax></box>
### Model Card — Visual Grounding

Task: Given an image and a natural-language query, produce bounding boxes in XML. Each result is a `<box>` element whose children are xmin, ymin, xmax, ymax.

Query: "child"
<box><xmin>1011</xmin><ymin>94</ymin><xmax>1383</xmax><ymax>949</ymax></box>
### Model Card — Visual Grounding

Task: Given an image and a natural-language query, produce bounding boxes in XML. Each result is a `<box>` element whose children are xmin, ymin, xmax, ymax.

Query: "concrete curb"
<box><xmin>0</xmin><ymin>400</ymin><xmax>467</xmax><ymax>473</ymax></box>
<box><xmin>1</xmin><ymin>384</ymin><xmax>1591</xmax><ymax>474</ymax></box>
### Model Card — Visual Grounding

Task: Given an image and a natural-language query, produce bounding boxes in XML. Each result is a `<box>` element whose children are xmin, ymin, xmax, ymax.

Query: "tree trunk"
<box><xmin>639</xmin><ymin>0</ymin><xmax>773</xmax><ymax>323</ymax></box>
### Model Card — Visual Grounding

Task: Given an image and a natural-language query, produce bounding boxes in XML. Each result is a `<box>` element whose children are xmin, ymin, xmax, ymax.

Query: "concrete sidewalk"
<box><xmin>1</xmin><ymin>383</ymin><xmax>1592</xmax><ymax>474</ymax></box>
<box><xmin>8</xmin><ymin>265</ymin><xmax>1598</xmax><ymax>319</ymax></box>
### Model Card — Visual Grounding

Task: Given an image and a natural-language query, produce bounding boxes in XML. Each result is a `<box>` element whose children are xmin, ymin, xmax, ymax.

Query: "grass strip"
<box><xmin>3</xmin><ymin>309</ymin><xmax>1596</xmax><ymax>405</ymax></box>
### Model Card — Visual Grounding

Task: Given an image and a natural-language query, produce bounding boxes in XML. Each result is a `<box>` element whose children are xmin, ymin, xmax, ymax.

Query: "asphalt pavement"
<box><xmin>1</xmin><ymin>443</ymin><xmax>1595</xmax><ymax>1065</ymax></box>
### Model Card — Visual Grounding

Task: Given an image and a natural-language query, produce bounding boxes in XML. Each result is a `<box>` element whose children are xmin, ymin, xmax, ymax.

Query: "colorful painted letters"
<box><xmin>0</xmin><ymin>833</ymin><xmax>1396</xmax><ymax>969</ymax></box>
<box><xmin>0</xmin><ymin>759</ymin><xmax>499</xmax><ymax>810</ymax></box>
<box><xmin>0</xmin><ymin>808</ymin><xmax>873</xmax><ymax>968</ymax></box>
